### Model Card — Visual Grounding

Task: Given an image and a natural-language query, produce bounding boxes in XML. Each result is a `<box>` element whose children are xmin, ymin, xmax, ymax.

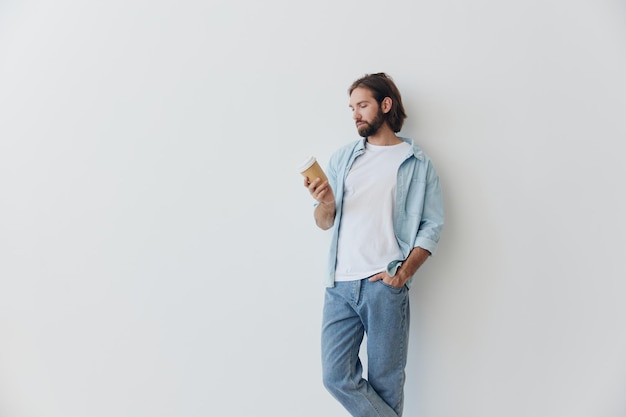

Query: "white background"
<box><xmin>1</xmin><ymin>1</ymin><xmax>626</xmax><ymax>416</ymax></box>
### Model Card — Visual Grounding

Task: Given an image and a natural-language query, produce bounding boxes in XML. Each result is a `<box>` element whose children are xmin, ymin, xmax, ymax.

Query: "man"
<box><xmin>304</xmin><ymin>73</ymin><xmax>444</xmax><ymax>417</ymax></box>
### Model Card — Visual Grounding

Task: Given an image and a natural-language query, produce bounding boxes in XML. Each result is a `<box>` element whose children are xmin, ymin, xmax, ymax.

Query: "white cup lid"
<box><xmin>297</xmin><ymin>156</ymin><xmax>316</xmax><ymax>173</ymax></box>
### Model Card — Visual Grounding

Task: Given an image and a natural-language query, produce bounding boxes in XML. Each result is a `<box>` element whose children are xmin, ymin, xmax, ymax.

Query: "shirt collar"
<box><xmin>355</xmin><ymin>136</ymin><xmax>424</xmax><ymax>161</ymax></box>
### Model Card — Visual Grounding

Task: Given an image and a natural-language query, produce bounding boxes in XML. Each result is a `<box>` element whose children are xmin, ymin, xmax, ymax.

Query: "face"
<box><xmin>349</xmin><ymin>87</ymin><xmax>385</xmax><ymax>137</ymax></box>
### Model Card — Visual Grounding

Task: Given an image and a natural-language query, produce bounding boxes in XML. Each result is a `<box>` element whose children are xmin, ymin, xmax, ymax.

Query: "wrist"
<box><xmin>395</xmin><ymin>267</ymin><xmax>410</xmax><ymax>285</ymax></box>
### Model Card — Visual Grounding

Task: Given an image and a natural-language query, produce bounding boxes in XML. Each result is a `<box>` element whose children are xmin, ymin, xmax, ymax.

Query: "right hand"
<box><xmin>304</xmin><ymin>177</ymin><xmax>334</xmax><ymax>206</ymax></box>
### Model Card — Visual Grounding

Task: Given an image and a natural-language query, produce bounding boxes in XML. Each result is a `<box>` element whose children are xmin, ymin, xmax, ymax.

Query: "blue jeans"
<box><xmin>321</xmin><ymin>278</ymin><xmax>410</xmax><ymax>417</ymax></box>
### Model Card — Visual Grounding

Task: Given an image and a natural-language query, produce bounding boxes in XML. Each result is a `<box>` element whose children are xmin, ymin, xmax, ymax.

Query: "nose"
<box><xmin>352</xmin><ymin>109</ymin><xmax>360</xmax><ymax>120</ymax></box>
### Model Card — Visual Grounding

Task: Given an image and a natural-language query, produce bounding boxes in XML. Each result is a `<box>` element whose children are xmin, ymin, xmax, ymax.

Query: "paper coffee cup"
<box><xmin>297</xmin><ymin>156</ymin><xmax>327</xmax><ymax>183</ymax></box>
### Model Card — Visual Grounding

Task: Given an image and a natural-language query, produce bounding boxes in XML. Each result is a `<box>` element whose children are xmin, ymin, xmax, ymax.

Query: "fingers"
<box><xmin>310</xmin><ymin>177</ymin><xmax>324</xmax><ymax>189</ymax></box>
<box><xmin>304</xmin><ymin>177</ymin><xmax>318</xmax><ymax>190</ymax></box>
<box><xmin>369</xmin><ymin>273</ymin><xmax>404</xmax><ymax>287</ymax></box>
<box><xmin>368</xmin><ymin>273</ymin><xmax>384</xmax><ymax>282</ymax></box>
<box><xmin>314</xmin><ymin>186</ymin><xmax>329</xmax><ymax>203</ymax></box>
<box><xmin>307</xmin><ymin>178</ymin><xmax>327</xmax><ymax>196</ymax></box>
<box><xmin>304</xmin><ymin>178</ymin><xmax>334</xmax><ymax>206</ymax></box>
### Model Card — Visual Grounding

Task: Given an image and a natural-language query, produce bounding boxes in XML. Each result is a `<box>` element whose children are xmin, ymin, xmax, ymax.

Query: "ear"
<box><xmin>381</xmin><ymin>97</ymin><xmax>392</xmax><ymax>114</ymax></box>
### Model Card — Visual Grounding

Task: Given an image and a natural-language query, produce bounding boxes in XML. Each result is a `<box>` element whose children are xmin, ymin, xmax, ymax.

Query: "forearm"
<box><xmin>314</xmin><ymin>202</ymin><xmax>336</xmax><ymax>230</ymax></box>
<box><xmin>396</xmin><ymin>246</ymin><xmax>431</xmax><ymax>283</ymax></box>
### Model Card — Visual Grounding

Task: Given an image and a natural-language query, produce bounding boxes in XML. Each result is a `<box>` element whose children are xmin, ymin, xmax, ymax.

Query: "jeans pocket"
<box><xmin>378</xmin><ymin>280</ymin><xmax>406</xmax><ymax>294</ymax></box>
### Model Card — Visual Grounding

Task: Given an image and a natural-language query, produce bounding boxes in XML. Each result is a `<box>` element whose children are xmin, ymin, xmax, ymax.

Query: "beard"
<box><xmin>357</xmin><ymin>107</ymin><xmax>385</xmax><ymax>138</ymax></box>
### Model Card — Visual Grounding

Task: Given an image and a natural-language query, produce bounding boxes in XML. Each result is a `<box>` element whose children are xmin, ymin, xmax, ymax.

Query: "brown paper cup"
<box><xmin>298</xmin><ymin>156</ymin><xmax>327</xmax><ymax>183</ymax></box>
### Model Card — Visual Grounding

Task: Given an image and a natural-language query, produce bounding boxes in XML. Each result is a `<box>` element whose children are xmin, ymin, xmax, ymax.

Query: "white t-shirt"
<box><xmin>335</xmin><ymin>141</ymin><xmax>411</xmax><ymax>282</ymax></box>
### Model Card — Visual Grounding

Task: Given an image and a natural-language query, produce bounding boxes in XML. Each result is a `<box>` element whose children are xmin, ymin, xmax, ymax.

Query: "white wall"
<box><xmin>1</xmin><ymin>0</ymin><xmax>625</xmax><ymax>416</ymax></box>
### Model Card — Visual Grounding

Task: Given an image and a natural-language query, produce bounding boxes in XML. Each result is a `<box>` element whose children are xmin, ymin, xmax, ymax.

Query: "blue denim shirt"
<box><xmin>323</xmin><ymin>136</ymin><xmax>444</xmax><ymax>288</ymax></box>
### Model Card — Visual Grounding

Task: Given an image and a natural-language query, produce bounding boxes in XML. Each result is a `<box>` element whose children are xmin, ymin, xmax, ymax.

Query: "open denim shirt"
<box><xmin>322</xmin><ymin>137</ymin><xmax>444</xmax><ymax>288</ymax></box>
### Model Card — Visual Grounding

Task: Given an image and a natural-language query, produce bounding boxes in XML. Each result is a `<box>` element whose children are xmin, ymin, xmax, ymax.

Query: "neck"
<box><xmin>366</xmin><ymin>125</ymin><xmax>401</xmax><ymax>146</ymax></box>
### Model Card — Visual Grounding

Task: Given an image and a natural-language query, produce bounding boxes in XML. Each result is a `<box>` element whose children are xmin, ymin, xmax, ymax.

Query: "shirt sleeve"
<box><xmin>414</xmin><ymin>164</ymin><xmax>444</xmax><ymax>255</ymax></box>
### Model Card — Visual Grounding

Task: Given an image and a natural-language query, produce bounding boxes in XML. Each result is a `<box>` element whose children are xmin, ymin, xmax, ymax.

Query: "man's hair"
<box><xmin>348</xmin><ymin>72</ymin><xmax>407</xmax><ymax>133</ymax></box>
